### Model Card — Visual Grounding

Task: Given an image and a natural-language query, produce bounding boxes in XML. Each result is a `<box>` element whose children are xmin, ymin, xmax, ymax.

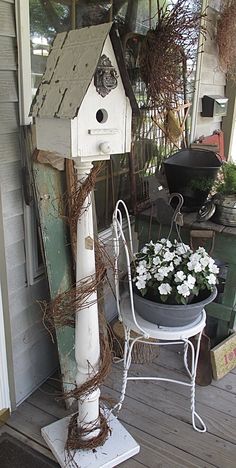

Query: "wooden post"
<box><xmin>74</xmin><ymin>159</ymin><xmax>100</xmax><ymax>434</ymax></box>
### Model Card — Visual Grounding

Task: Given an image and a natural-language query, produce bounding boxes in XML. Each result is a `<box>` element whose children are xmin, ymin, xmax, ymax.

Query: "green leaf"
<box><xmin>160</xmin><ymin>295</ymin><xmax>168</xmax><ymax>303</ymax></box>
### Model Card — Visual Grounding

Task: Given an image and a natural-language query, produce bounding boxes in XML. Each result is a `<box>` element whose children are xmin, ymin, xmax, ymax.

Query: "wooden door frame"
<box><xmin>222</xmin><ymin>79</ymin><xmax>236</xmax><ymax>161</ymax></box>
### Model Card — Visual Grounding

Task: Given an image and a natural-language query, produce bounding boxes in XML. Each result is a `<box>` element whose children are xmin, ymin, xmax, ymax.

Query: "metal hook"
<box><xmin>168</xmin><ymin>193</ymin><xmax>184</xmax><ymax>225</ymax></box>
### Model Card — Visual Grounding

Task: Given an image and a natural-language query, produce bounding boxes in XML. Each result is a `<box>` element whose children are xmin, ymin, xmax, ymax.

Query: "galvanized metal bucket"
<box><xmin>214</xmin><ymin>195</ymin><xmax>236</xmax><ymax>227</ymax></box>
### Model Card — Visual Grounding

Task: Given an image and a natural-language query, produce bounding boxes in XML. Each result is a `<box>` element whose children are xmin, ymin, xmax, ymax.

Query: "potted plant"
<box><xmin>133</xmin><ymin>238</ymin><xmax>218</xmax><ymax>327</ymax></box>
<box><xmin>213</xmin><ymin>162</ymin><xmax>236</xmax><ymax>227</ymax></box>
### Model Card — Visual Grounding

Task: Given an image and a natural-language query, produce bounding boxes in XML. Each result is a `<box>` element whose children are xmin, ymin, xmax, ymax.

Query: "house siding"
<box><xmin>0</xmin><ymin>0</ymin><xmax>57</xmax><ymax>406</ymax></box>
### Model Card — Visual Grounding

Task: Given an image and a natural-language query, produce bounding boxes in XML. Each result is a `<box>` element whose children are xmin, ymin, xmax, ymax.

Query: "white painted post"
<box><xmin>74</xmin><ymin>159</ymin><xmax>100</xmax><ymax>435</ymax></box>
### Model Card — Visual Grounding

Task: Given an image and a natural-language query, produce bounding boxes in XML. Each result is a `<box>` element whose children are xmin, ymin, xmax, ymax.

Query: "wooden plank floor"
<box><xmin>1</xmin><ymin>347</ymin><xmax>236</xmax><ymax>467</ymax></box>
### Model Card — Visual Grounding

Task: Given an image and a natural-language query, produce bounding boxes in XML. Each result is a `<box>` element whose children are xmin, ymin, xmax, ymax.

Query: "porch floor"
<box><xmin>1</xmin><ymin>346</ymin><xmax>236</xmax><ymax>468</ymax></box>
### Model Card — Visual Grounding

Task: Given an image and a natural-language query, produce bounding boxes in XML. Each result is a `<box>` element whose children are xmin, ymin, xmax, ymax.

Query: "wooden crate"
<box><xmin>210</xmin><ymin>332</ymin><xmax>236</xmax><ymax>380</ymax></box>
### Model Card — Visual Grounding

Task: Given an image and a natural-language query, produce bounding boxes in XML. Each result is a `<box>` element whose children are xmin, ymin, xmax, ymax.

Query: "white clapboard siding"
<box><xmin>0</xmin><ymin>2</ymin><xmax>15</xmax><ymax>37</ymax></box>
<box><xmin>0</xmin><ymin>133</ymin><xmax>21</xmax><ymax>164</ymax></box>
<box><xmin>7</xmin><ymin>264</ymin><xmax>27</xmax><ymax>294</ymax></box>
<box><xmin>9</xmin><ymin>279</ymin><xmax>48</xmax><ymax>319</ymax></box>
<box><xmin>0</xmin><ymin>0</ymin><xmax>57</xmax><ymax>407</ymax></box>
<box><xmin>0</xmin><ymin>71</ymin><xmax>18</xmax><ymax>102</ymax></box>
<box><xmin>10</xmin><ymin>302</ymin><xmax>44</xmax><ymax>338</ymax></box>
<box><xmin>0</xmin><ymin>102</ymin><xmax>19</xmax><ymax>134</ymax></box>
<box><xmin>3</xmin><ymin>214</ymin><xmax>25</xmax><ymax>247</ymax></box>
<box><xmin>0</xmin><ymin>36</ymin><xmax>16</xmax><ymax>70</ymax></box>
<box><xmin>0</xmin><ymin>161</ymin><xmax>21</xmax><ymax>192</ymax></box>
<box><xmin>2</xmin><ymin>189</ymin><xmax>23</xmax><ymax>218</ymax></box>
<box><xmin>13</xmin><ymin>341</ymin><xmax>58</xmax><ymax>406</ymax></box>
<box><xmin>6</xmin><ymin>240</ymin><xmax>25</xmax><ymax>268</ymax></box>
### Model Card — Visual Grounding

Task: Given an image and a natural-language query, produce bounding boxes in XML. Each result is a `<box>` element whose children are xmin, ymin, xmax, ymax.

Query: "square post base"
<box><xmin>41</xmin><ymin>411</ymin><xmax>140</xmax><ymax>468</ymax></box>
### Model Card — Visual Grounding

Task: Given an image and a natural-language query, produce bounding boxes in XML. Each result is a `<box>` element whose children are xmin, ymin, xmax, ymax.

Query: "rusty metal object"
<box><xmin>94</xmin><ymin>54</ymin><xmax>118</xmax><ymax>97</ymax></box>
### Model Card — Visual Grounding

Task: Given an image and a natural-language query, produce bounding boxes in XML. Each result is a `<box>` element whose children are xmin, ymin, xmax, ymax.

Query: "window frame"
<box><xmin>16</xmin><ymin>0</ymin><xmax>44</xmax><ymax>286</ymax></box>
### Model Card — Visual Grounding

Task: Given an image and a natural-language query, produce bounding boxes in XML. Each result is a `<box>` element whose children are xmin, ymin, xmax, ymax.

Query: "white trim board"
<box><xmin>0</xmin><ymin>190</ymin><xmax>11</xmax><ymax>411</ymax></box>
<box><xmin>15</xmin><ymin>0</ymin><xmax>32</xmax><ymax>125</ymax></box>
<box><xmin>0</xmin><ymin>282</ymin><xmax>10</xmax><ymax>411</ymax></box>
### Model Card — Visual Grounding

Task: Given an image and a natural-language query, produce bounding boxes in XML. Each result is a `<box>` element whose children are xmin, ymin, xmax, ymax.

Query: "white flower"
<box><xmin>196</xmin><ymin>247</ymin><xmax>207</xmax><ymax>254</ymax></box>
<box><xmin>166</xmin><ymin>240</ymin><xmax>172</xmax><ymax>248</ymax></box>
<box><xmin>153</xmin><ymin>256</ymin><xmax>161</xmax><ymax>266</ymax></box>
<box><xmin>174</xmin><ymin>256</ymin><xmax>181</xmax><ymax>266</ymax></box>
<box><xmin>154</xmin><ymin>243</ymin><xmax>163</xmax><ymax>254</ymax></box>
<box><xmin>193</xmin><ymin>262</ymin><xmax>203</xmax><ymax>273</ymax></box>
<box><xmin>136</xmin><ymin>278</ymin><xmax>146</xmax><ymax>290</ymax></box>
<box><xmin>174</xmin><ymin>271</ymin><xmax>186</xmax><ymax>283</ymax></box>
<box><xmin>208</xmin><ymin>262</ymin><xmax>219</xmax><ymax>274</ymax></box>
<box><xmin>167</xmin><ymin>262</ymin><xmax>174</xmax><ymax>272</ymax></box>
<box><xmin>206</xmin><ymin>274</ymin><xmax>217</xmax><ymax>285</ymax></box>
<box><xmin>176</xmin><ymin>243</ymin><xmax>190</xmax><ymax>255</ymax></box>
<box><xmin>158</xmin><ymin>283</ymin><xmax>172</xmax><ymax>295</ymax></box>
<box><xmin>177</xmin><ymin>283</ymin><xmax>191</xmax><ymax>297</ymax></box>
<box><xmin>200</xmin><ymin>256</ymin><xmax>210</xmax><ymax>268</ymax></box>
<box><xmin>163</xmin><ymin>251</ymin><xmax>175</xmax><ymax>262</ymax></box>
<box><xmin>154</xmin><ymin>272</ymin><xmax>165</xmax><ymax>281</ymax></box>
<box><xmin>187</xmin><ymin>261</ymin><xmax>194</xmax><ymax>271</ymax></box>
<box><xmin>190</xmin><ymin>253</ymin><xmax>201</xmax><ymax>263</ymax></box>
<box><xmin>142</xmin><ymin>246</ymin><xmax>148</xmax><ymax>254</ymax></box>
<box><xmin>187</xmin><ymin>257</ymin><xmax>203</xmax><ymax>273</ymax></box>
<box><xmin>186</xmin><ymin>274</ymin><xmax>196</xmax><ymax>288</ymax></box>
<box><xmin>136</xmin><ymin>264</ymin><xmax>147</xmax><ymax>275</ymax></box>
<box><xmin>158</xmin><ymin>266</ymin><xmax>169</xmax><ymax>277</ymax></box>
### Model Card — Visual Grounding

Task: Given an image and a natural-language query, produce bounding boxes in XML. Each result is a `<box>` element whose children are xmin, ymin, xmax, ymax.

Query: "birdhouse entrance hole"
<box><xmin>96</xmin><ymin>109</ymin><xmax>108</xmax><ymax>123</ymax></box>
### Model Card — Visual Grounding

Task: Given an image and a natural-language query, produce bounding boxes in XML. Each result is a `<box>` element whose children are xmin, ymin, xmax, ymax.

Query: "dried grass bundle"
<box><xmin>140</xmin><ymin>0</ymin><xmax>206</xmax><ymax>108</ymax></box>
<box><xmin>65</xmin><ymin>162</ymin><xmax>103</xmax><ymax>235</ymax></box>
<box><xmin>217</xmin><ymin>0</ymin><xmax>236</xmax><ymax>79</ymax></box>
<box><xmin>66</xmin><ymin>412</ymin><xmax>110</xmax><ymax>454</ymax></box>
<box><xmin>40</xmin><ymin>240</ymin><xmax>113</xmax><ymax>331</ymax></box>
<box><xmin>64</xmin><ymin>331</ymin><xmax>112</xmax><ymax>402</ymax></box>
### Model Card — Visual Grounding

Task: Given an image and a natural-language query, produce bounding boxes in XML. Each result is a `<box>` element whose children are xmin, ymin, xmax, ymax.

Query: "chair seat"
<box><xmin>120</xmin><ymin>293</ymin><xmax>206</xmax><ymax>341</ymax></box>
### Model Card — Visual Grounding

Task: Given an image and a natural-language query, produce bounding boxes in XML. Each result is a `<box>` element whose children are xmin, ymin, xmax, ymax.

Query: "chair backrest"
<box><xmin>112</xmin><ymin>200</ymin><xmax>146</xmax><ymax>334</ymax></box>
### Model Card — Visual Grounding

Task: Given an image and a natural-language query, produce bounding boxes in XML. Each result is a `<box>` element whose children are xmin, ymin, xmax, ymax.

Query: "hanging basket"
<box><xmin>133</xmin><ymin>287</ymin><xmax>217</xmax><ymax>328</ymax></box>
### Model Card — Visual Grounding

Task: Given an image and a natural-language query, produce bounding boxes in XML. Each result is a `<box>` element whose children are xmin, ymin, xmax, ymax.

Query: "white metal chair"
<box><xmin>112</xmin><ymin>199</ymin><xmax>207</xmax><ymax>432</ymax></box>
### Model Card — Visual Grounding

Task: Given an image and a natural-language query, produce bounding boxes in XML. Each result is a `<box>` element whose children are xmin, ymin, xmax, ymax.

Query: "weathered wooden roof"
<box><xmin>31</xmin><ymin>23</ymin><xmax>111</xmax><ymax>119</ymax></box>
<box><xmin>31</xmin><ymin>22</ymin><xmax>139</xmax><ymax>120</ymax></box>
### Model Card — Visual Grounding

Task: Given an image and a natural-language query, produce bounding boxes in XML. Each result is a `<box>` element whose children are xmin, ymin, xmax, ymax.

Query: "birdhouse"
<box><xmin>31</xmin><ymin>23</ymin><xmax>139</xmax><ymax>162</ymax></box>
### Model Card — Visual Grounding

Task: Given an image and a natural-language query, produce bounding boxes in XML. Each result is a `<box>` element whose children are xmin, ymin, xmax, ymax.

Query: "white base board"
<box><xmin>41</xmin><ymin>411</ymin><xmax>140</xmax><ymax>468</ymax></box>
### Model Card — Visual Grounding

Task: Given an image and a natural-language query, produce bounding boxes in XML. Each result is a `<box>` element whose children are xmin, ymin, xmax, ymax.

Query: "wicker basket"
<box><xmin>112</xmin><ymin>320</ymin><xmax>159</xmax><ymax>364</ymax></box>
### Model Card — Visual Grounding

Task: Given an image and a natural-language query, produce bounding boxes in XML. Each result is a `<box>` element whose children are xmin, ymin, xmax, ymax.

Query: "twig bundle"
<box><xmin>41</xmin><ymin>240</ymin><xmax>113</xmax><ymax>331</ymax></box>
<box><xmin>66</xmin><ymin>411</ymin><xmax>110</xmax><ymax>454</ymax></box>
<box><xmin>65</xmin><ymin>162</ymin><xmax>103</xmax><ymax>235</ymax></box>
<box><xmin>140</xmin><ymin>0</ymin><xmax>206</xmax><ymax>109</ymax></box>
<box><xmin>217</xmin><ymin>0</ymin><xmax>236</xmax><ymax>79</ymax></box>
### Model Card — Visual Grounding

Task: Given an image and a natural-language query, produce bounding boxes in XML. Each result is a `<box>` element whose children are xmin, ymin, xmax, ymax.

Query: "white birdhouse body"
<box><xmin>32</xmin><ymin>23</ymin><xmax>137</xmax><ymax>162</ymax></box>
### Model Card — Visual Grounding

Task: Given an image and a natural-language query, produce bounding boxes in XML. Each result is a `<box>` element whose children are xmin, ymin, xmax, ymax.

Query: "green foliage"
<box><xmin>189</xmin><ymin>177</ymin><xmax>215</xmax><ymax>192</ymax></box>
<box><xmin>215</xmin><ymin>162</ymin><xmax>236</xmax><ymax>196</ymax></box>
<box><xmin>30</xmin><ymin>0</ymin><xmax>69</xmax><ymax>40</ymax></box>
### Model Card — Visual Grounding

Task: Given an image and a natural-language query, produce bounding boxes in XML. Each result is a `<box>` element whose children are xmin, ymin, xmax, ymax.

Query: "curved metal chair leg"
<box><xmin>112</xmin><ymin>327</ymin><xmax>131</xmax><ymax>415</ymax></box>
<box><xmin>186</xmin><ymin>333</ymin><xmax>207</xmax><ymax>433</ymax></box>
<box><xmin>183</xmin><ymin>341</ymin><xmax>191</xmax><ymax>378</ymax></box>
